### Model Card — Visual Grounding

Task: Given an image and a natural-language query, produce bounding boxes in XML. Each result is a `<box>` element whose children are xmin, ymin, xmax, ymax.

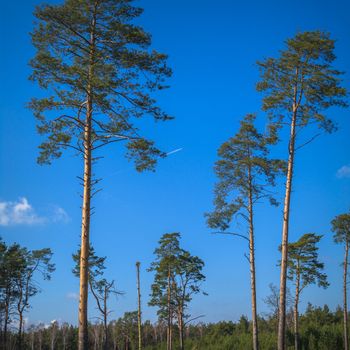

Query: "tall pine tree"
<box><xmin>206</xmin><ymin>114</ymin><xmax>284</xmax><ymax>350</ymax></box>
<box><xmin>29</xmin><ymin>1</ymin><xmax>172</xmax><ymax>349</ymax></box>
<box><xmin>332</xmin><ymin>212</ymin><xmax>350</xmax><ymax>350</ymax></box>
<box><xmin>256</xmin><ymin>31</ymin><xmax>347</xmax><ymax>350</ymax></box>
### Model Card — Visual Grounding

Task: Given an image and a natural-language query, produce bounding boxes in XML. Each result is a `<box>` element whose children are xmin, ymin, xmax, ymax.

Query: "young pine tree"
<box><xmin>284</xmin><ymin>233</ymin><xmax>329</xmax><ymax>350</ymax></box>
<box><xmin>148</xmin><ymin>233</ymin><xmax>181</xmax><ymax>350</ymax></box>
<box><xmin>256</xmin><ymin>31</ymin><xmax>348</xmax><ymax>350</ymax></box>
<box><xmin>206</xmin><ymin>114</ymin><xmax>284</xmax><ymax>350</ymax></box>
<box><xmin>148</xmin><ymin>233</ymin><xmax>206</xmax><ymax>350</ymax></box>
<box><xmin>73</xmin><ymin>245</ymin><xmax>120</xmax><ymax>350</ymax></box>
<box><xmin>331</xmin><ymin>212</ymin><xmax>350</xmax><ymax>350</ymax></box>
<box><xmin>29</xmin><ymin>1</ymin><xmax>172</xmax><ymax>349</ymax></box>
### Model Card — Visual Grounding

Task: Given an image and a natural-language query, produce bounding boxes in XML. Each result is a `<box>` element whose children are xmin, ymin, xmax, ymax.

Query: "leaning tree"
<box><xmin>29</xmin><ymin>1</ymin><xmax>172</xmax><ymax>348</ymax></box>
<box><xmin>256</xmin><ymin>31</ymin><xmax>348</xmax><ymax>350</ymax></box>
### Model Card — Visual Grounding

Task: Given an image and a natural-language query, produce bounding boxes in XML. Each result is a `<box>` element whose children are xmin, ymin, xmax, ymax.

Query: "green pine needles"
<box><xmin>29</xmin><ymin>0</ymin><xmax>172</xmax><ymax>169</ymax></box>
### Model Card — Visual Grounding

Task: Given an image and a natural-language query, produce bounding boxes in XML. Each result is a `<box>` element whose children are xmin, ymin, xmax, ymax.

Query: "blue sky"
<box><xmin>0</xmin><ymin>0</ymin><xmax>349</xmax><ymax>327</ymax></box>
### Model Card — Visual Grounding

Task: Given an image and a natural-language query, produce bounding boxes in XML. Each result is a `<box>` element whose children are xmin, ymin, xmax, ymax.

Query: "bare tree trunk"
<box><xmin>3</xmin><ymin>291</ymin><xmax>10</xmax><ymax>349</ymax></box>
<box><xmin>38</xmin><ymin>330</ymin><xmax>42</xmax><ymax>350</ymax></box>
<box><xmin>18</xmin><ymin>311</ymin><xmax>23</xmax><ymax>350</ymax></box>
<box><xmin>344</xmin><ymin>240</ymin><xmax>349</xmax><ymax>350</ymax></box>
<box><xmin>78</xmin><ymin>92</ymin><xmax>93</xmax><ymax>350</ymax></box>
<box><xmin>278</xmin><ymin>96</ymin><xmax>297</xmax><ymax>350</ymax></box>
<box><xmin>167</xmin><ymin>267</ymin><xmax>172</xmax><ymax>350</ymax></box>
<box><xmin>103</xmin><ymin>292</ymin><xmax>108</xmax><ymax>350</ymax></box>
<box><xmin>294</xmin><ymin>267</ymin><xmax>300</xmax><ymax>350</ymax></box>
<box><xmin>17</xmin><ymin>279</ymin><xmax>25</xmax><ymax>350</ymax></box>
<box><xmin>248</xmin><ymin>166</ymin><xmax>259</xmax><ymax>350</ymax></box>
<box><xmin>136</xmin><ymin>262</ymin><xmax>142</xmax><ymax>350</ymax></box>
<box><xmin>78</xmin><ymin>5</ymin><xmax>97</xmax><ymax>350</ymax></box>
<box><xmin>178</xmin><ymin>309</ymin><xmax>184</xmax><ymax>350</ymax></box>
<box><xmin>30</xmin><ymin>332</ymin><xmax>34</xmax><ymax>350</ymax></box>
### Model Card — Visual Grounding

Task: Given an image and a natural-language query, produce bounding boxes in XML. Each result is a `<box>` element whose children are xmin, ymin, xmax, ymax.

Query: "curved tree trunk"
<box><xmin>344</xmin><ymin>240</ymin><xmax>349</xmax><ymax>350</ymax></box>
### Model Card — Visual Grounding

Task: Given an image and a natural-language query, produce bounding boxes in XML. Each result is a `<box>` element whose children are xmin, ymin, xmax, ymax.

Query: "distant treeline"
<box><xmin>0</xmin><ymin>304</ymin><xmax>344</xmax><ymax>350</ymax></box>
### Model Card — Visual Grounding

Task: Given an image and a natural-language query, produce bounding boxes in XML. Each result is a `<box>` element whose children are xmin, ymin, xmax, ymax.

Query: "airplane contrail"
<box><xmin>166</xmin><ymin>147</ymin><xmax>183</xmax><ymax>156</ymax></box>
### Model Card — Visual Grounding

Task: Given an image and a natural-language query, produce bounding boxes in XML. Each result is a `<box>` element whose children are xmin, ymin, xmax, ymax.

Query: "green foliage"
<box><xmin>0</xmin><ymin>239</ymin><xmax>55</xmax><ymax>348</ymax></box>
<box><xmin>148</xmin><ymin>232</ymin><xmax>206</xmax><ymax>323</ymax></box>
<box><xmin>29</xmin><ymin>0</ymin><xmax>172</xmax><ymax>169</ymax></box>
<box><xmin>205</xmin><ymin>114</ymin><xmax>285</xmax><ymax>231</ymax></box>
<box><xmin>331</xmin><ymin>211</ymin><xmax>350</xmax><ymax>244</ymax></box>
<box><xmin>257</xmin><ymin>30</ymin><xmax>347</xmax><ymax>137</ymax></box>
<box><xmin>72</xmin><ymin>244</ymin><xmax>106</xmax><ymax>280</ymax></box>
<box><xmin>285</xmin><ymin>233</ymin><xmax>329</xmax><ymax>290</ymax></box>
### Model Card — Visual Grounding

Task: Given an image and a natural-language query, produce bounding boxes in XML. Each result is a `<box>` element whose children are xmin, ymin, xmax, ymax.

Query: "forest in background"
<box><xmin>1</xmin><ymin>0</ymin><xmax>349</xmax><ymax>349</ymax></box>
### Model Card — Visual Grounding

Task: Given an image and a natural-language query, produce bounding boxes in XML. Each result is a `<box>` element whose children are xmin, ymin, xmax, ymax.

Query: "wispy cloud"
<box><xmin>51</xmin><ymin>206</ymin><xmax>70</xmax><ymax>223</ymax></box>
<box><xmin>166</xmin><ymin>147</ymin><xmax>183</xmax><ymax>156</ymax></box>
<box><xmin>66</xmin><ymin>292</ymin><xmax>79</xmax><ymax>301</ymax></box>
<box><xmin>336</xmin><ymin>165</ymin><xmax>350</xmax><ymax>179</ymax></box>
<box><xmin>0</xmin><ymin>197</ymin><xmax>70</xmax><ymax>226</ymax></box>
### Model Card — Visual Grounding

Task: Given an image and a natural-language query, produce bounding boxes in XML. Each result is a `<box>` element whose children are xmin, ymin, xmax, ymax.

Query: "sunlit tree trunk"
<box><xmin>103</xmin><ymin>287</ymin><xmax>108</xmax><ymax>350</ymax></box>
<box><xmin>278</xmin><ymin>70</ymin><xmax>298</xmax><ymax>350</ymax></box>
<box><xmin>293</xmin><ymin>263</ymin><xmax>300</xmax><ymax>350</ymax></box>
<box><xmin>167</xmin><ymin>267</ymin><xmax>172</xmax><ymax>350</ymax></box>
<box><xmin>78</xmin><ymin>6</ymin><xmax>96</xmax><ymax>350</ymax></box>
<box><xmin>344</xmin><ymin>240</ymin><xmax>349</xmax><ymax>350</ymax></box>
<box><xmin>248</xmin><ymin>165</ymin><xmax>259</xmax><ymax>350</ymax></box>
<box><xmin>136</xmin><ymin>262</ymin><xmax>142</xmax><ymax>350</ymax></box>
<box><xmin>178</xmin><ymin>308</ymin><xmax>184</xmax><ymax>350</ymax></box>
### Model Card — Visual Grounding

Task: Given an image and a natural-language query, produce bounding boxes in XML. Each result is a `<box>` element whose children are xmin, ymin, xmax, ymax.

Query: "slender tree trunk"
<box><xmin>248</xmin><ymin>166</ymin><xmax>259</xmax><ymax>350</ymax></box>
<box><xmin>294</xmin><ymin>266</ymin><xmax>300</xmax><ymax>350</ymax></box>
<box><xmin>344</xmin><ymin>240</ymin><xmax>349</xmax><ymax>350</ymax></box>
<box><xmin>278</xmin><ymin>91</ymin><xmax>298</xmax><ymax>350</ymax></box>
<box><xmin>3</xmin><ymin>291</ymin><xmax>10</xmax><ymax>349</ymax></box>
<box><xmin>78</xmin><ymin>93</ymin><xmax>93</xmax><ymax>350</ymax></box>
<box><xmin>30</xmin><ymin>332</ymin><xmax>34</xmax><ymax>350</ymax></box>
<box><xmin>167</xmin><ymin>267</ymin><xmax>172</xmax><ymax>350</ymax></box>
<box><xmin>17</xmin><ymin>279</ymin><xmax>25</xmax><ymax>350</ymax></box>
<box><xmin>104</xmin><ymin>292</ymin><xmax>108</xmax><ymax>350</ymax></box>
<box><xmin>38</xmin><ymin>331</ymin><xmax>42</xmax><ymax>350</ymax></box>
<box><xmin>136</xmin><ymin>262</ymin><xmax>142</xmax><ymax>350</ymax></box>
<box><xmin>178</xmin><ymin>308</ymin><xmax>184</xmax><ymax>350</ymax></box>
<box><xmin>78</xmin><ymin>6</ymin><xmax>96</xmax><ymax>350</ymax></box>
<box><xmin>18</xmin><ymin>311</ymin><xmax>23</xmax><ymax>350</ymax></box>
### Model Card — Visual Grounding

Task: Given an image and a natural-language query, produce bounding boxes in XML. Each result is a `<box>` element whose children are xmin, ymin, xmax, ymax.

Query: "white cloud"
<box><xmin>0</xmin><ymin>198</ymin><xmax>45</xmax><ymax>226</ymax></box>
<box><xmin>52</xmin><ymin>206</ymin><xmax>70</xmax><ymax>223</ymax></box>
<box><xmin>0</xmin><ymin>198</ymin><xmax>70</xmax><ymax>226</ymax></box>
<box><xmin>336</xmin><ymin>165</ymin><xmax>350</xmax><ymax>179</ymax></box>
<box><xmin>66</xmin><ymin>292</ymin><xmax>79</xmax><ymax>301</ymax></box>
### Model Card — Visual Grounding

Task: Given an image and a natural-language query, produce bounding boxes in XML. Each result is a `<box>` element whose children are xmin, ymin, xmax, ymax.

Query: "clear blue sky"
<box><xmin>0</xmin><ymin>0</ymin><xmax>349</xmax><ymax>327</ymax></box>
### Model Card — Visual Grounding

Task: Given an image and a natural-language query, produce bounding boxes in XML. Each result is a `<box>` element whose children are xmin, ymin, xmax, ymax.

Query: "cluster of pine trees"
<box><xmin>0</xmin><ymin>240</ymin><xmax>55</xmax><ymax>349</ymax></box>
<box><xmin>0</xmin><ymin>0</ymin><xmax>349</xmax><ymax>349</ymax></box>
<box><xmin>1</xmin><ymin>303</ymin><xmax>347</xmax><ymax>349</ymax></box>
